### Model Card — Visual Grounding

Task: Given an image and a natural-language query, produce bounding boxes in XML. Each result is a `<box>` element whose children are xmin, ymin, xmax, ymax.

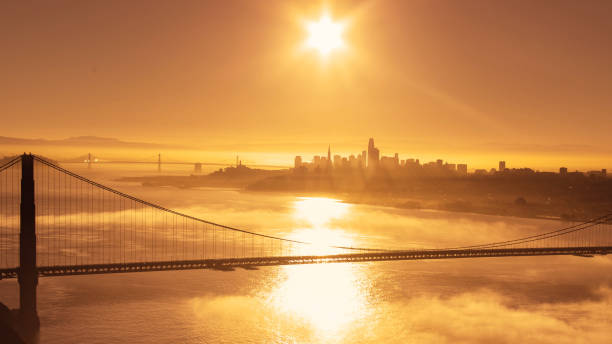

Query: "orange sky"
<box><xmin>1</xmin><ymin>1</ymin><xmax>611</xmax><ymax>170</ymax></box>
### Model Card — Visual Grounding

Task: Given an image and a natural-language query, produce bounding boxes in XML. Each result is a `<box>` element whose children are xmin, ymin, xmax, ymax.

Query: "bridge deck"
<box><xmin>1</xmin><ymin>246</ymin><xmax>610</xmax><ymax>280</ymax></box>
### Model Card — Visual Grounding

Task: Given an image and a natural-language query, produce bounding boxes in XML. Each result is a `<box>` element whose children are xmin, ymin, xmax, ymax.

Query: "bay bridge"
<box><xmin>0</xmin><ymin>154</ymin><xmax>611</xmax><ymax>341</ymax></box>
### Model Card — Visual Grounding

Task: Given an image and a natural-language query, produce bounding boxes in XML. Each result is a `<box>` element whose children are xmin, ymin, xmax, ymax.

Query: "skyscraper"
<box><xmin>294</xmin><ymin>156</ymin><xmax>302</xmax><ymax>169</ymax></box>
<box><xmin>367</xmin><ymin>138</ymin><xmax>379</xmax><ymax>170</ymax></box>
<box><xmin>499</xmin><ymin>161</ymin><xmax>506</xmax><ymax>171</ymax></box>
<box><xmin>361</xmin><ymin>150</ymin><xmax>367</xmax><ymax>168</ymax></box>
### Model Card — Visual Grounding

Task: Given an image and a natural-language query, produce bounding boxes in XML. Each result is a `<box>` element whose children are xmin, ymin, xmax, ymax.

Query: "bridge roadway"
<box><xmin>1</xmin><ymin>246</ymin><xmax>611</xmax><ymax>280</ymax></box>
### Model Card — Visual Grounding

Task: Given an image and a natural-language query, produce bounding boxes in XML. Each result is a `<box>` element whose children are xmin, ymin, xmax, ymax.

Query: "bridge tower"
<box><xmin>18</xmin><ymin>154</ymin><xmax>40</xmax><ymax>338</ymax></box>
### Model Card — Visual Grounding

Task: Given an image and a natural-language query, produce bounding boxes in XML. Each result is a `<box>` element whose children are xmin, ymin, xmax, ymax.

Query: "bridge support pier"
<box><xmin>18</xmin><ymin>154</ymin><xmax>39</xmax><ymax>342</ymax></box>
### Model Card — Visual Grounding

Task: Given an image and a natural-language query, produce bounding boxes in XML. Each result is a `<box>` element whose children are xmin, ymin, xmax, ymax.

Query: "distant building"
<box><xmin>559</xmin><ymin>167</ymin><xmax>568</xmax><ymax>175</ymax></box>
<box><xmin>380</xmin><ymin>156</ymin><xmax>397</xmax><ymax>170</ymax></box>
<box><xmin>333</xmin><ymin>155</ymin><xmax>342</xmax><ymax>168</ymax></box>
<box><xmin>499</xmin><ymin>161</ymin><xmax>506</xmax><ymax>171</ymax></box>
<box><xmin>506</xmin><ymin>167</ymin><xmax>535</xmax><ymax>175</ymax></box>
<box><xmin>294</xmin><ymin>156</ymin><xmax>302</xmax><ymax>169</ymax></box>
<box><xmin>405</xmin><ymin>158</ymin><xmax>420</xmax><ymax>170</ymax></box>
<box><xmin>568</xmin><ymin>171</ymin><xmax>584</xmax><ymax>177</ymax></box>
<box><xmin>349</xmin><ymin>154</ymin><xmax>360</xmax><ymax>169</ymax></box>
<box><xmin>587</xmin><ymin>169</ymin><xmax>607</xmax><ymax>178</ymax></box>
<box><xmin>457</xmin><ymin>164</ymin><xmax>468</xmax><ymax>175</ymax></box>
<box><xmin>367</xmin><ymin>138</ymin><xmax>380</xmax><ymax>170</ymax></box>
<box><xmin>194</xmin><ymin>163</ymin><xmax>202</xmax><ymax>173</ymax></box>
<box><xmin>342</xmin><ymin>157</ymin><xmax>349</xmax><ymax>168</ymax></box>
<box><xmin>356</xmin><ymin>153</ymin><xmax>364</xmax><ymax>168</ymax></box>
<box><xmin>436</xmin><ymin>159</ymin><xmax>443</xmax><ymax>167</ymax></box>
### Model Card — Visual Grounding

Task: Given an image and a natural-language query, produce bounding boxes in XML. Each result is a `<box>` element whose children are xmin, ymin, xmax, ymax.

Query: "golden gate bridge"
<box><xmin>0</xmin><ymin>154</ymin><xmax>611</xmax><ymax>340</ymax></box>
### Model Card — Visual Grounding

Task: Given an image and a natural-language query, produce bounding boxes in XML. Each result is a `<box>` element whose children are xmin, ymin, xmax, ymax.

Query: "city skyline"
<box><xmin>292</xmin><ymin>137</ymin><xmax>608</xmax><ymax>176</ymax></box>
<box><xmin>2</xmin><ymin>134</ymin><xmax>611</xmax><ymax>173</ymax></box>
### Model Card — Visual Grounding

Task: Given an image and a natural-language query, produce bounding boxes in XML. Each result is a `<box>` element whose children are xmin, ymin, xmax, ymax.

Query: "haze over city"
<box><xmin>1</xmin><ymin>1</ymin><xmax>611</xmax><ymax>344</ymax></box>
<box><xmin>2</xmin><ymin>1</ymin><xmax>612</xmax><ymax>169</ymax></box>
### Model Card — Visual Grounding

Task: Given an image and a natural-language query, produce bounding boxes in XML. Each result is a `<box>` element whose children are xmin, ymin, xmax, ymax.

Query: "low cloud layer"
<box><xmin>189</xmin><ymin>286</ymin><xmax>612</xmax><ymax>344</ymax></box>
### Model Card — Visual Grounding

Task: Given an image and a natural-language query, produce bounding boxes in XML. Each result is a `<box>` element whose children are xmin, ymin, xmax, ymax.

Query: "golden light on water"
<box><xmin>304</xmin><ymin>13</ymin><xmax>346</xmax><ymax>55</ymax></box>
<box><xmin>293</xmin><ymin>197</ymin><xmax>350</xmax><ymax>228</ymax></box>
<box><xmin>270</xmin><ymin>264</ymin><xmax>368</xmax><ymax>337</ymax></box>
<box><xmin>267</xmin><ymin>197</ymin><xmax>367</xmax><ymax>336</ymax></box>
<box><xmin>290</xmin><ymin>197</ymin><xmax>354</xmax><ymax>254</ymax></box>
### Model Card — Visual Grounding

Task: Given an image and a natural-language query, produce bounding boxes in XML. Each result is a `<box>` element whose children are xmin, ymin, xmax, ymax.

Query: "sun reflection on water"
<box><xmin>293</xmin><ymin>197</ymin><xmax>351</xmax><ymax>228</ymax></box>
<box><xmin>270</xmin><ymin>263</ymin><xmax>369</xmax><ymax>338</ymax></box>
<box><xmin>268</xmin><ymin>197</ymin><xmax>368</xmax><ymax>338</ymax></box>
<box><xmin>288</xmin><ymin>197</ymin><xmax>354</xmax><ymax>255</ymax></box>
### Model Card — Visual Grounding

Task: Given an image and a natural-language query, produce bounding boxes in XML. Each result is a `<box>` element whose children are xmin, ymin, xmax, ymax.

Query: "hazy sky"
<box><xmin>1</xmin><ymin>1</ymin><xmax>611</xmax><ymax>167</ymax></box>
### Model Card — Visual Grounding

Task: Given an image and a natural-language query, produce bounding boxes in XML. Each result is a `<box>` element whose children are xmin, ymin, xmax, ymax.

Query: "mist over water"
<box><xmin>1</xmin><ymin>163</ymin><xmax>611</xmax><ymax>343</ymax></box>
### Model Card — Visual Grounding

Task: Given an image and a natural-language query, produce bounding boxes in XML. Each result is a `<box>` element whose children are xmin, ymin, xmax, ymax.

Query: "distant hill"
<box><xmin>1</xmin><ymin>154</ymin><xmax>57</xmax><ymax>165</ymax></box>
<box><xmin>0</xmin><ymin>136</ymin><xmax>179</xmax><ymax>149</ymax></box>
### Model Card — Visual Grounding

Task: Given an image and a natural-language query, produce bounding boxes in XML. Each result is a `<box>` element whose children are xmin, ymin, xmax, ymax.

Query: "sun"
<box><xmin>305</xmin><ymin>13</ymin><xmax>345</xmax><ymax>55</ymax></box>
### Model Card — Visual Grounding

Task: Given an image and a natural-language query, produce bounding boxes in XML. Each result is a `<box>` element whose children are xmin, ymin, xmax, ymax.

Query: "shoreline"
<box><xmin>125</xmin><ymin>177</ymin><xmax>590</xmax><ymax>223</ymax></box>
<box><xmin>118</xmin><ymin>171</ymin><xmax>611</xmax><ymax>223</ymax></box>
<box><xmin>241</xmin><ymin>188</ymin><xmax>578</xmax><ymax>223</ymax></box>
